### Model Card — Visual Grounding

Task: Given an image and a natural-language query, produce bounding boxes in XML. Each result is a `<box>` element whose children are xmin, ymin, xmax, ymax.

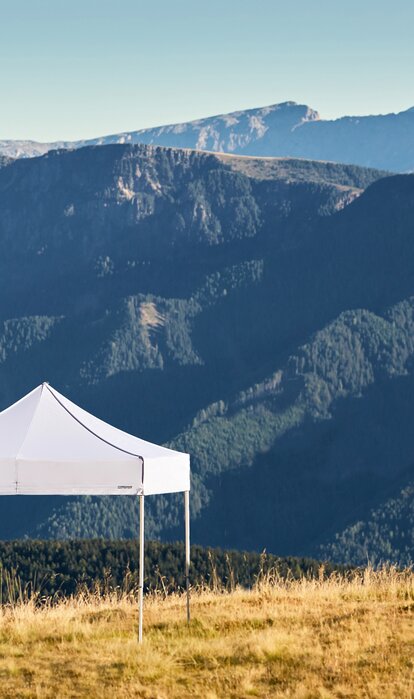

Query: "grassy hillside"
<box><xmin>218</xmin><ymin>152</ymin><xmax>387</xmax><ymax>188</ymax></box>
<box><xmin>0</xmin><ymin>567</ymin><xmax>411</xmax><ymax>698</ymax></box>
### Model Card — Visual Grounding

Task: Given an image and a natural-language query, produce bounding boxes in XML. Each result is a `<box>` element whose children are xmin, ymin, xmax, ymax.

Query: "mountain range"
<box><xmin>0</xmin><ymin>143</ymin><xmax>413</xmax><ymax>565</ymax></box>
<box><xmin>1</xmin><ymin>101</ymin><xmax>414</xmax><ymax>172</ymax></box>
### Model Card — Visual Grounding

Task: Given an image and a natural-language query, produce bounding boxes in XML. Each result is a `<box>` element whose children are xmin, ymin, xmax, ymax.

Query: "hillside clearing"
<box><xmin>0</xmin><ymin>567</ymin><xmax>412</xmax><ymax>698</ymax></box>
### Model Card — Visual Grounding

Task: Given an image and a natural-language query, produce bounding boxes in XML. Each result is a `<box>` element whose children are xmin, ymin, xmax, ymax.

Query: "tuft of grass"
<box><xmin>0</xmin><ymin>566</ymin><xmax>412</xmax><ymax>697</ymax></box>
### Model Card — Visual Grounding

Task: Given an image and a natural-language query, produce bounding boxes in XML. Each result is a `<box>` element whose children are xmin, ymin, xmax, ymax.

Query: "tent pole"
<box><xmin>184</xmin><ymin>489</ymin><xmax>190</xmax><ymax>623</ymax></box>
<box><xmin>138</xmin><ymin>494</ymin><xmax>144</xmax><ymax>643</ymax></box>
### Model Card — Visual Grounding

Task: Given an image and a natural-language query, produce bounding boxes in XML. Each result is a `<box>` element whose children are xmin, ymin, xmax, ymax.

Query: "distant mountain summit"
<box><xmin>109</xmin><ymin>101</ymin><xmax>320</xmax><ymax>155</ymax></box>
<box><xmin>1</xmin><ymin>100</ymin><xmax>414</xmax><ymax>171</ymax></box>
<box><xmin>0</xmin><ymin>101</ymin><xmax>319</xmax><ymax>158</ymax></box>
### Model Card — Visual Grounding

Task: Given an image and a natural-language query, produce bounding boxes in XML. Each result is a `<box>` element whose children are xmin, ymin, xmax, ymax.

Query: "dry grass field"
<box><xmin>0</xmin><ymin>567</ymin><xmax>412</xmax><ymax>698</ymax></box>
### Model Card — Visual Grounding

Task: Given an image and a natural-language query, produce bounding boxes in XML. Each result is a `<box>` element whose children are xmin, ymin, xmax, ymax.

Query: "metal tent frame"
<box><xmin>138</xmin><ymin>491</ymin><xmax>191</xmax><ymax>642</ymax></box>
<box><xmin>0</xmin><ymin>383</ymin><xmax>191</xmax><ymax>643</ymax></box>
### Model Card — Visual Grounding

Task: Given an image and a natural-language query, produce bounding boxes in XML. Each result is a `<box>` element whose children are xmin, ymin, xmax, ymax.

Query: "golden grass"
<box><xmin>0</xmin><ymin>567</ymin><xmax>412</xmax><ymax>698</ymax></box>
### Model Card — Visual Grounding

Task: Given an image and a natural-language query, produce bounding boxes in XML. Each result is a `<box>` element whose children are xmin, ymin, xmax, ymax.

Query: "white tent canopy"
<box><xmin>0</xmin><ymin>382</ymin><xmax>190</xmax><ymax>496</ymax></box>
<box><xmin>0</xmin><ymin>382</ymin><xmax>191</xmax><ymax>641</ymax></box>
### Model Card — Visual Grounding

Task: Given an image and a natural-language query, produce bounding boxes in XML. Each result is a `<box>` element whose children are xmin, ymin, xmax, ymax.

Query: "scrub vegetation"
<box><xmin>0</xmin><ymin>566</ymin><xmax>411</xmax><ymax>698</ymax></box>
<box><xmin>0</xmin><ymin>539</ymin><xmax>338</xmax><ymax>601</ymax></box>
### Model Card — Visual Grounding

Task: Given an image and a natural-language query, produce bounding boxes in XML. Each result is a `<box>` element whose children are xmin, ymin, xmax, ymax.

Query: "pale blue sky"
<box><xmin>1</xmin><ymin>0</ymin><xmax>413</xmax><ymax>141</ymax></box>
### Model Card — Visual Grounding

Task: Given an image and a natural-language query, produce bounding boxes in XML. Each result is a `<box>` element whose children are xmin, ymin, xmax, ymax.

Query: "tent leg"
<box><xmin>184</xmin><ymin>490</ymin><xmax>190</xmax><ymax>624</ymax></box>
<box><xmin>138</xmin><ymin>494</ymin><xmax>144</xmax><ymax>643</ymax></box>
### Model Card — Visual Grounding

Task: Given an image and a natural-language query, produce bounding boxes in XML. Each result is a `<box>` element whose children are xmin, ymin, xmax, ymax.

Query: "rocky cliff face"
<box><xmin>0</xmin><ymin>145</ymin><xmax>379</xmax><ymax>318</ymax></box>
<box><xmin>0</xmin><ymin>143</ymin><xmax>412</xmax><ymax>565</ymax></box>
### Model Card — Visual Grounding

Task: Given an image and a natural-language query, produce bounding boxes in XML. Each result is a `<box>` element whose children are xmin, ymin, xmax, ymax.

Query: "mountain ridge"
<box><xmin>1</xmin><ymin>100</ymin><xmax>414</xmax><ymax>171</ymax></box>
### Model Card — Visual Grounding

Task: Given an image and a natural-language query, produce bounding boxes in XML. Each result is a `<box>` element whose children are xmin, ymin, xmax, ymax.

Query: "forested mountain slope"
<box><xmin>0</xmin><ymin>143</ymin><xmax>412</xmax><ymax>564</ymax></box>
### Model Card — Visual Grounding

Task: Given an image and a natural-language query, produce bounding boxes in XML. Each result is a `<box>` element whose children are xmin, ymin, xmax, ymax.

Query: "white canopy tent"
<box><xmin>0</xmin><ymin>382</ymin><xmax>191</xmax><ymax>641</ymax></box>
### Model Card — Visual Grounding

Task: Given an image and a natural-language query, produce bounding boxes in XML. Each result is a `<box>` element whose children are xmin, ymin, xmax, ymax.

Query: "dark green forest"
<box><xmin>0</xmin><ymin>143</ymin><xmax>412</xmax><ymax>565</ymax></box>
<box><xmin>0</xmin><ymin>540</ymin><xmax>335</xmax><ymax>602</ymax></box>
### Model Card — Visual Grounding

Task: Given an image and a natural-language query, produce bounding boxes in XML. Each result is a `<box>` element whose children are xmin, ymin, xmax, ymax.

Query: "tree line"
<box><xmin>0</xmin><ymin>539</ymin><xmax>343</xmax><ymax>602</ymax></box>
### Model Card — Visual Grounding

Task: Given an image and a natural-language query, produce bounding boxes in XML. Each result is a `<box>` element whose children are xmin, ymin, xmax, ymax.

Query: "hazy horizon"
<box><xmin>1</xmin><ymin>0</ymin><xmax>413</xmax><ymax>141</ymax></box>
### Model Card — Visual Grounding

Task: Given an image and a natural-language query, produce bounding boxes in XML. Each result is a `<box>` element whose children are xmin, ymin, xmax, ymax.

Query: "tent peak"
<box><xmin>43</xmin><ymin>383</ymin><xmax>146</xmax><ymax>462</ymax></box>
<box><xmin>0</xmin><ymin>383</ymin><xmax>190</xmax><ymax>496</ymax></box>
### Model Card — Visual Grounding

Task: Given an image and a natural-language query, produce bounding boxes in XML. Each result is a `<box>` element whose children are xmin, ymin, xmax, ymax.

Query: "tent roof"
<box><xmin>0</xmin><ymin>383</ymin><xmax>190</xmax><ymax>496</ymax></box>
